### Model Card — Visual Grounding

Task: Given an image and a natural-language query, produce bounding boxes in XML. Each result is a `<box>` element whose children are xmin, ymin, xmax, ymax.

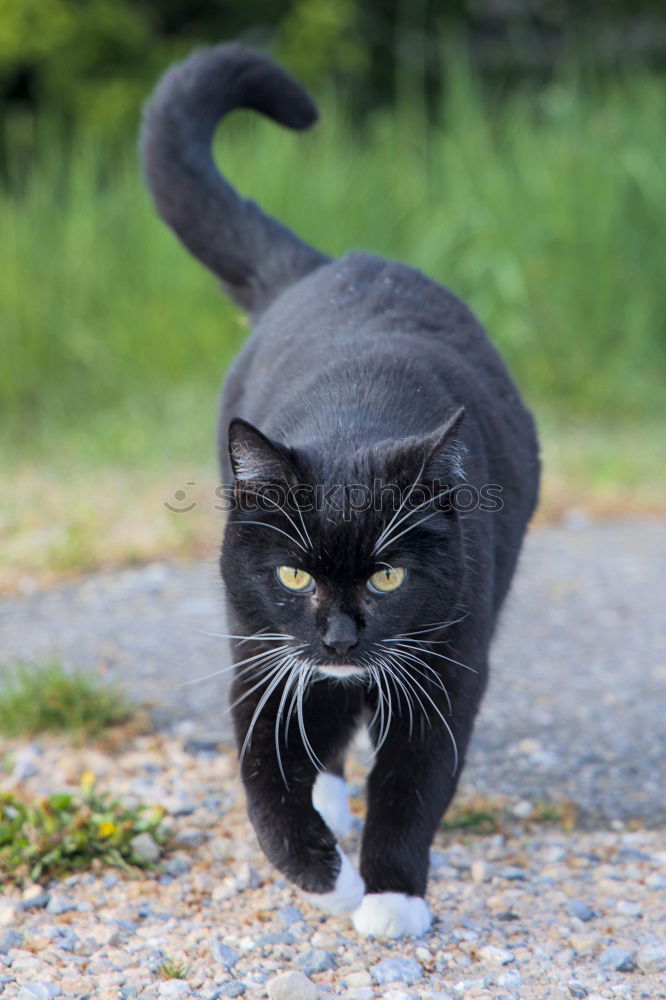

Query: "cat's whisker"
<box><xmin>379</xmin><ymin>651</ymin><xmax>415</xmax><ymax>739</ymax></box>
<box><xmin>380</xmin><ymin>642</ymin><xmax>453</xmax><ymax>716</ymax></box>
<box><xmin>374</xmin><ymin>485</ymin><xmax>456</xmax><ymax>555</ymax></box>
<box><xmin>240</xmin><ymin>655</ymin><xmax>298</xmax><ymax>767</ymax></box>
<box><xmin>360</xmin><ymin>662</ymin><xmax>385</xmax><ymax>764</ymax></box>
<box><xmin>372</xmin><ymin>458</ymin><xmax>426</xmax><ymax>554</ymax></box>
<box><xmin>227</xmin><ymin>518</ymin><xmax>307</xmax><ymax>553</ymax></box>
<box><xmin>382</xmin><ymin>653</ymin><xmax>431</xmax><ymax>738</ymax></box>
<box><xmin>387</xmin><ymin>638</ymin><xmax>478</xmax><ymax>675</ymax></box>
<box><xmin>370</xmin><ymin>662</ymin><xmax>394</xmax><ymax>758</ymax></box>
<box><xmin>274</xmin><ymin>655</ymin><xmax>302</xmax><ymax>788</ymax></box>
<box><xmin>229</xmin><ymin>646</ymin><xmax>302</xmax><ymax>710</ymax></box>
<box><xmin>387</xmin><ymin>654</ymin><xmax>459</xmax><ymax>775</ymax></box>
<box><xmin>394</xmin><ymin>614</ymin><xmax>468</xmax><ymax>638</ymax></box>
<box><xmin>291</xmin><ymin>494</ymin><xmax>314</xmax><ymax>553</ymax></box>
<box><xmin>237</xmin><ymin>487</ymin><xmax>311</xmax><ymax>551</ymax></box>
<box><xmin>178</xmin><ymin>642</ymin><xmax>295</xmax><ymax>688</ymax></box>
<box><xmin>375</xmin><ymin>512</ymin><xmax>438</xmax><ymax>551</ymax></box>
<box><xmin>194</xmin><ymin>629</ymin><xmax>294</xmax><ymax>643</ymax></box>
<box><xmin>235</xmin><ymin>627</ymin><xmax>296</xmax><ymax>645</ymax></box>
<box><xmin>296</xmin><ymin>662</ymin><xmax>325</xmax><ymax>772</ymax></box>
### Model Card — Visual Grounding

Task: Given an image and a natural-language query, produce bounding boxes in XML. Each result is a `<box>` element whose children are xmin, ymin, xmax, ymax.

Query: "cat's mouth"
<box><xmin>317</xmin><ymin>663</ymin><xmax>366</xmax><ymax>679</ymax></box>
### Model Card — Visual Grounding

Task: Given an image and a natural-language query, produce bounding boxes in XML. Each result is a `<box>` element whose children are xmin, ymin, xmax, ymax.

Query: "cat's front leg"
<box><xmin>232</xmin><ymin>681</ymin><xmax>364</xmax><ymax>914</ymax></box>
<box><xmin>353</xmin><ymin>688</ymin><xmax>478</xmax><ymax>938</ymax></box>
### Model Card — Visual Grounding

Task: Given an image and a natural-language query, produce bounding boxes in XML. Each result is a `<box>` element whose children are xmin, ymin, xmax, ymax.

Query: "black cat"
<box><xmin>141</xmin><ymin>44</ymin><xmax>540</xmax><ymax>938</ymax></box>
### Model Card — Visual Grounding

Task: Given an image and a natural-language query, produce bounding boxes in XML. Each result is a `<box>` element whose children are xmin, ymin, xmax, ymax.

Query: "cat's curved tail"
<box><xmin>140</xmin><ymin>44</ymin><xmax>329</xmax><ymax>316</ymax></box>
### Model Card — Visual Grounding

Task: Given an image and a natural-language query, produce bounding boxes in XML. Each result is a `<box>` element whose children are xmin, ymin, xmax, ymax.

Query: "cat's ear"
<box><xmin>228</xmin><ymin>419</ymin><xmax>297</xmax><ymax>484</ymax></box>
<box><xmin>420</xmin><ymin>405</ymin><xmax>466</xmax><ymax>483</ymax></box>
<box><xmin>374</xmin><ymin>405</ymin><xmax>466</xmax><ymax>491</ymax></box>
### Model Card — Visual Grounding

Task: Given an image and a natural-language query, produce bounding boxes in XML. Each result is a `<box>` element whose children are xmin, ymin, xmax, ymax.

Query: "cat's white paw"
<box><xmin>302</xmin><ymin>849</ymin><xmax>365</xmax><ymax>914</ymax></box>
<box><xmin>312</xmin><ymin>772</ymin><xmax>352</xmax><ymax>838</ymax></box>
<box><xmin>352</xmin><ymin>892</ymin><xmax>431</xmax><ymax>938</ymax></box>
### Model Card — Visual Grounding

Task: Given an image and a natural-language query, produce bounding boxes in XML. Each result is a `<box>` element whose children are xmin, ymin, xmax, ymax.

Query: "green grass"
<box><xmin>157</xmin><ymin>959</ymin><xmax>190</xmax><ymax>981</ymax></box>
<box><xmin>1</xmin><ymin>60</ymin><xmax>664</xmax><ymax>467</ymax></box>
<box><xmin>441</xmin><ymin>797</ymin><xmax>577</xmax><ymax>835</ymax></box>
<box><xmin>0</xmin><ymin>661</ymin><xmax>134</xmax><ymax>739</ymax></box>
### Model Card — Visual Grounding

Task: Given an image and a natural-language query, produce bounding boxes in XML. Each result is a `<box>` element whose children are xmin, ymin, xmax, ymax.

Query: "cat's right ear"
<box><xmin>228</xmin><ymin>419</ymin><xmax>297</xmax><ymax>485</ymax></box>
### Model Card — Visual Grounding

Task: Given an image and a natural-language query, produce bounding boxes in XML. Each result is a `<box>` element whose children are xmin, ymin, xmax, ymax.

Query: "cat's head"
<box><xmin>221</xmin><ymin>408</ymin><xmax>467</xmax><ymax>678</ymax></box>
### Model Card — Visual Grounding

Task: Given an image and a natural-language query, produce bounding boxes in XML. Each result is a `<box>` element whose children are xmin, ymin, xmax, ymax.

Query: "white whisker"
<box><xmin>373</xmin><ymin>458</ymin><xmax>426</xmax><ymax>554</ymax></box>
<box><xmin>237</xmin><ymin>488</ymin><xmax>311</xmax><ymax>551</ymax></box>
<box><xmin>390</xmin><ymin>655</ymin><xmax>459</xmax><ymax>774</ymax></box>
<box><xmin>228</xmin><ymin>518</ymin><xmax>307</xmax><ymax>552</ymax></box>
<box><xmin>374</xmin><ymin>484</ymin><xmax>455</xmax><ymax>555</ymax></box>
<box><xmin>274</xmin><ymin>655</ymin><xmax>302</xmax><ymax>787</ymax></box>
<box><xmin>296</xmin><ymin>662</ymin><xmax>325</xmax><ymax>772</ymax></box>
<box><xmin>380</xmin><ymin>643</ymin><xmax>453</xmax><ymax>716</ymax></box>
<box><xmin>178</xmin><ymin>642</ymin><xmax>295</xmax><ymax>688</ymax></box>
<box><xmin>239</xmin><ymin>657</ymin><xmax>297</xmax><ymax>766</ymax></box>
<box><xmin>228</xmin><ymin>646</ymin><xmax>301</xmax><ymax>710</ymax></box>
<box><xmin>387</xmin><ymin>639</ymin><xmax>477</xmax><ymax>674</ymax></box>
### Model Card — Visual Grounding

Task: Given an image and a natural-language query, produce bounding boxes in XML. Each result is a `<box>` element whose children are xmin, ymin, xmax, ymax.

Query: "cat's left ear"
<box><xmin>228</xmin><ymin>418</ymin><xmax>298</xmax><ymax>485</ymax></box>
<box><xmin>419</xmin><ymin>405</ymin><xmax>466</xmax><ymax>483</ymax></box>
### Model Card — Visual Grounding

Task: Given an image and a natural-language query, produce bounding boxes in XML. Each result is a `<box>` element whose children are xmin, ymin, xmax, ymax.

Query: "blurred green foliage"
<box><xmin>0</xmin><ymin>2</ymin><xmax>664</xmax><ymax>470</ymax></box>
<box><xmin>1</xmin><ymin>56</ymin><xmax>664</xmax><ymax>461</ymax></box>
<box><xmin>1</xmin><ymin>0</ymin><xmax>665</xmax><ymax>143</ymax></box>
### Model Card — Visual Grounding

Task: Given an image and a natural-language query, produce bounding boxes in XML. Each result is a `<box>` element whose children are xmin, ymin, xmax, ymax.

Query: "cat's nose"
<box><xmin>322</xmin><ymin>612</ymin><xmax>358</xmax><ymax>656</ymax></box>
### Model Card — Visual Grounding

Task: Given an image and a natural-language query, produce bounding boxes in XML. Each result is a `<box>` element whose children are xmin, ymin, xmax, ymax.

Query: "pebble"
<box><xmin>567</xmin><ymin>981</ymin><xmax>588</xmax><ymax>998</ymax></box>
<box><xmin>636</xmin><ymin>941</ymin><xmax>666</xmax><ymax>973</ymax></box>
<box><xmin>497</xmin><ymin>970</ymin><xmax>523</xmax><ymax>987</ymax></box>
<box><xmin>598</xmin><ymin>946</ymin><xmax>636</xmax><ymax>972</ymax></box>
<box><xmin>478</xmin><ymin>945</ymin><xmax>515</xmax><ymax>965</ymax></box>
<box><xmin>257</xmin><ymin>931</ymin><xmax>295</xmax><ymax>947</ymax></box>
<box><xmin>18</xmin><ymin>986</ymin><xmax>62</xmax><ymax>1000</ymax></box>
<box><xmin>21</xmin><ymin>893</ymin><xmax>50</xmax><ymax>911</ymax></box>
<box><xmin>210</xmin><ymin>942</ymin><xmax>240</xmax><ymax>968</ymax></box>
<box><xmin>162</xmin><ymin>855</ymin><xmax>191</xmax><ymax>877</ymax></box>
<box><xmin>212</xmin><ymin>983</ymin><xmax>247</xmax><ymax>998</ymax></box>
<box><xmin>157</xmin><ymin>982</ymin><xmax>192</xmax><ymax>997</ymax></box>
<box><xmin>0</xmin><ymin>929</ymin><xmax>23</xmax><ymax>951</ymax></box>
<box><xmin>174</xmin><ymin>829</ymin><xmax>205</xmax><ymax>849</ymax></box>
<box><xmin>498</xmin><ymin>867</ymin><xmax>526</xmax><ymax>881</ymax></box>
<box><xmin>46</xmin><ymin>893</ymin><xmax>77</xmax><ymax>915</ymax></box>
<box><xmin>568</xmin><ymin>899</ymin><xmax>594</xmax><ymax>921</ymax></box>
<box><xmin>279</xmin><ymin>906</ymin><xmax>303</xmax><ymax>926</ymax></box>
<box><xmin>130</xmin><ymin>833</ymin><xmax>161</xmax><ymax>864</ymax></box>
<box><xmin>371</xmin><ymin>957</ymin><xmax>422</xmax><ymax>985</ymax></box>
<box><xmin>267</xmin><ymin>969</ymin><xmax>318</xmax><ymax>1000</ymax></box>
<box><xmin>295</xmin><ymin>949</ymin><xmax>337</xmax><ymax>974</ymax></box>
<box><xmin>616</xmin><ymin>899</ymin><xmax>642</xmax><ymax>917</ymax></box>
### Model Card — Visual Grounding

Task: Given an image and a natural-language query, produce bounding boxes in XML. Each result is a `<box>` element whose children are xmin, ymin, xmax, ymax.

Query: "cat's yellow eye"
<box><xmin>276</xmin><ymin>566</ymin><xmax>315</xmax><ymax>593</ymax></box>
<box><xmin>368</xmin><ymin>566</ymin><xmax>407</xmax><ymax>594</ymax></box>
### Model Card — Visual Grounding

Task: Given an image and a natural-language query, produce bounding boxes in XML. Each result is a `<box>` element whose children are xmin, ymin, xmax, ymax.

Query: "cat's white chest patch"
<box><xmin>312</xmin><ymin>772</ymin><xmax>352</xmax><ymax>838</ymax></box>
<box><xmin>302</xmin><ymin>848</ymin><xmax>364</xmax><ymax>914</ymax></box>
<box><xmin>352</xmin><ymin>892</ymin><xmax>432</xmax><ymax>938</ymax></box>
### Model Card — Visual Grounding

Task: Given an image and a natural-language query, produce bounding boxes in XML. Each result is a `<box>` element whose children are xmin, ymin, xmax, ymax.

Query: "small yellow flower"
<box><xmin>80</xmin><ymin>770</ymin><xmax>96</xmax><ymax>794</ymax></box>
<box><xmin>98</xmin><ymin>821</ymin><xmax>117</xmax><ymax>838</ymax></box>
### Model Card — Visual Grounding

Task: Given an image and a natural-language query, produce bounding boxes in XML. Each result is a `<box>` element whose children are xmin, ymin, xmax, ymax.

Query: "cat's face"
<box><xmin>221</xmin><ymin>412</ymin><xmax>466</xmax><ymax>677</ymax></box>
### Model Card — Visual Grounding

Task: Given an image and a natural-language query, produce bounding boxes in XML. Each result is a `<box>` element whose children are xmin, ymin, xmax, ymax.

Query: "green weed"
<box><xmin>0</xmin><ymin>773</ymin><xmax>165</xmax><ymax>884</ymax></box>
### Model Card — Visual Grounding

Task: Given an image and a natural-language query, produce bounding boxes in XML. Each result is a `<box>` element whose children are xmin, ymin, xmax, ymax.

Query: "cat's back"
<box><xmin>221</xmin><ymin>250</ymin><xmax>532</xmax><ymax>449</ymax></box>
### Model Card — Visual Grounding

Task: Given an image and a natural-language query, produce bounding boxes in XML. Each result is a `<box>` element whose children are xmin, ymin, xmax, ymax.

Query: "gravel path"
<box><xmin>0</xmin><ymin>517</ymin><xmax>665</xmax><ymax>999</ymax></box>
<box><xmin>1</xmin><ymin>517</ymin><xmax>664</xmax><ymax>826</ymax></box>
<box><xmin>0</xmin><ymin>732</ymin><xmax>665</xmax><ymax>1000</ymax></box>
